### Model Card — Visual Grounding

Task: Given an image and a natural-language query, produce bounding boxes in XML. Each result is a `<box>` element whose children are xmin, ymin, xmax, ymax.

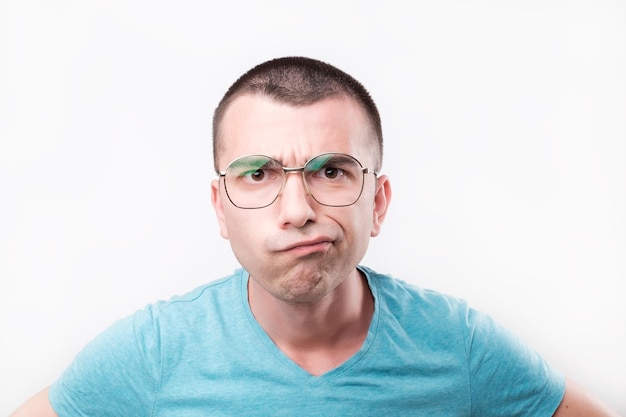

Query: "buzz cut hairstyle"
<box><xmin>212</xmin><ymin>56</ymin><xmax>383</xmax><ymax>173</ymax></box>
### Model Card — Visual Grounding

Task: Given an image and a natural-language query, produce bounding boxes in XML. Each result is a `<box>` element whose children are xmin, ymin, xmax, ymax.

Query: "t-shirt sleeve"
<box><xmin>460</xmin><ymin>304</ymin><xmax>566</xmax><ymax>416</ymax></box>
<box><xmin>48</xmin><ymin>305</ymin><xmax>162</xmax><ymax>416</ymax></box>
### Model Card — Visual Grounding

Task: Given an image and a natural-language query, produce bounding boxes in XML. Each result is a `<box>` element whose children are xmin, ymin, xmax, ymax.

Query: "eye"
<box><xmin>228</xmin><ymin>156</ymin><xmax>282</xmax><ymax>185</ymax></box>
<box><xmin>248</xmin><ymin>169</ymin><xmax>266</xmax><ymax>181</ymax></box>
<box><xmin>306</xmin><ymin>154</ymin><xmax>360</xmax><ymax>182</ymax></box>
<box><xmin>239</xmin><ymin>167</ymin><xmax>281</xmax><ymax>184</ymax></box>
<box><xmin>322</xmin><ymin>167</ymin><xmax>343</xmax><ymax>179</ymax></box>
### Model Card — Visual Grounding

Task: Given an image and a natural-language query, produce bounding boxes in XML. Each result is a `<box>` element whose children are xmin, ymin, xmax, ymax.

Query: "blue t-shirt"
<box><xmin>49</xmin><ymin>267</ymin><xmax>565</xmax><ymax>416</ymax></box>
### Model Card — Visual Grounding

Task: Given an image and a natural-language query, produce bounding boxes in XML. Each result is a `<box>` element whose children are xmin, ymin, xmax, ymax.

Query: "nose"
<box><xmin>276</xmin><ymin>172</ymin><xmax>316</xmax><ymax>228</ymax></box>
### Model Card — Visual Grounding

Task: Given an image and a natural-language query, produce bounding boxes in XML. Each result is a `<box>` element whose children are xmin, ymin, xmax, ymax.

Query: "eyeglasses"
<box><xmin>219</xmin><ymin>153</ymin><xmax>377</xmax><ymax>209</ymax></box>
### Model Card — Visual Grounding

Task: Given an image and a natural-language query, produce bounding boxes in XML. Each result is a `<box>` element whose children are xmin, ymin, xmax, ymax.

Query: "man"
<box><xmin>11</xmin><ymin>57</ymin><xmax>620</xmax><ymax>416</ymax></box>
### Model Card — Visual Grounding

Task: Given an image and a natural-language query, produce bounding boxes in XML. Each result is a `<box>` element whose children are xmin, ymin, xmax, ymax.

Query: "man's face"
<box><xmin>211</xmin><ymin>94</ymin><xmax>390</xmax><ymax>304</ymax></box>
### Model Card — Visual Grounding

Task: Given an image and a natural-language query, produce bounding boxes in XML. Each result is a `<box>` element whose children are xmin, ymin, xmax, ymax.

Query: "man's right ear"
<box><xmin>211</xmin><ymin>179</ymin><xmax>230</xmax><ymax>239</ymax></box>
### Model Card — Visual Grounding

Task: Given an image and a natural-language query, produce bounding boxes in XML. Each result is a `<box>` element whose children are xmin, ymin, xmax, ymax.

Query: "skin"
<box><xmin>9</xmin><ymin>94</ymin><xmax>621</xmax><ymax>417</ymax></box>
<box><xmin>211</xmin><ymin>95</ymin><xmax>391</xmax><ymax>375</ymax></box>
<box><xmin>213</xmin><ymin>95</ymin><xmax>386</xmax><ymax>304</ymax></box>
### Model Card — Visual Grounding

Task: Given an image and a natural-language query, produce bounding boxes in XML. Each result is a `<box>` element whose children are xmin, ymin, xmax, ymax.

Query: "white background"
<box><xmin>1</xmin><ymin>0</ymin><xmax>624</xmax><ymax>414</ymax></box>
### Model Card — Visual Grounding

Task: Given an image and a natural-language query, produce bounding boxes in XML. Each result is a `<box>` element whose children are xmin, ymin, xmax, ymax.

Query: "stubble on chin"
<box><xmin>259</xmin><ymin>259</ymin><xmax>343</xmax><ymax>304</ymax></box>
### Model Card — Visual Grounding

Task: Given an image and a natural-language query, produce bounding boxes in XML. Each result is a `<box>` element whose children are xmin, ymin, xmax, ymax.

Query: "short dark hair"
<box><xmin>212</xmin><ymin>56</ymin><xmax>383</xmax><ymax>173</ymax></box>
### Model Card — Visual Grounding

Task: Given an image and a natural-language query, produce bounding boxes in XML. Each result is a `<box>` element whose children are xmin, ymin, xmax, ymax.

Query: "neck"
<box><xmin>248</xmin><ymin>269</ymin><xmax>374</xmax><ymax>375</ymax></box>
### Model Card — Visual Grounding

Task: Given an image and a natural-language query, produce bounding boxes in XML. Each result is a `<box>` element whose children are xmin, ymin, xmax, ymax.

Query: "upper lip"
<box><xmin>281</xmin><ymin>237</ymin><xmax>333</xmax><ymax>251</ymax></box>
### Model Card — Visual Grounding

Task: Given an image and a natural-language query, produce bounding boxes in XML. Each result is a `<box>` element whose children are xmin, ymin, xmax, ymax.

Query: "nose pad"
<box><xmin>278</xmin><ymin>171</ymin><xmax>311</xmax><ymax>198</ymax></box>
<box><xmin>276</xmin><ymin>171</ymin><xmax>316</xmax><ymax>226</ymax></box>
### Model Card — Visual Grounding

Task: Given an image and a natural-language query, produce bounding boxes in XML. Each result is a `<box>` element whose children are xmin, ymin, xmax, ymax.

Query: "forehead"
<box><xmin>216</xmin><ymin>94</ymin><xmax>376</xmax><ymax>167</ymax></box>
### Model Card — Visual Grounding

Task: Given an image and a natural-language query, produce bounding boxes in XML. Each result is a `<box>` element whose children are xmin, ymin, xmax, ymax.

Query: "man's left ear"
<box><xmin>371</xmin><ymin>175</ymin><xmax>392</xmax><ymax>237</ymax></box>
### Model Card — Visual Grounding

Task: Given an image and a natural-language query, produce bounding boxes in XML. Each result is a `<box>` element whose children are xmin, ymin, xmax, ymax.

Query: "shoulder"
<box><xmin>360</xmin><ymin>265</ymin><xmax>470</xmax><ymax>322</ymax></box>
<box><xmin>359</xmin><ymin>266</ymin><xmax>535</xmax><ymax>352</ymax></box>
<box><xmin>359</xmin><ymin>267</ymin><xmax>565</xmax><ymax>415</ymax></box>
<box><xmin>139</xmin><ymin>268</ymin><xmax>245</xmax><ymax>320</ymax></box>
<box><xmin>360</xmin><ymin>266</ymin><xmax>530</xmax><ymax>346</ymax></box>
<box><xmin>78</xmin><ymin>269</ymin><xmax>246</xmax><ymax>355</ymax></box>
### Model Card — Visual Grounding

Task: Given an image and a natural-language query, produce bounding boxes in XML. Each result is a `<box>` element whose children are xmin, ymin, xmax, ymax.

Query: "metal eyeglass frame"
<box><xmin>218</xmin><ymin>152</ymin><xmax>378</xmax><ymax>209</ymax></box>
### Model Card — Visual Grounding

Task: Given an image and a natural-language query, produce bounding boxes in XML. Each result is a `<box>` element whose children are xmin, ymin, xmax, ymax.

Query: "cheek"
<box><xmin>223</xmin><ymin>207</ymin><xmax>275</xmax><ymax>248</ymax></box>
<box><xmin>355</xmin><ymin>190</ymin><xmax>376</xmax><ymax>223</ymax></box>
<box><xmin>224</xmin><ymin>209</ymin><xmax>255</xmax><ymax>241</ymax></box>
<box><xmin>338</xmin><ymin>203</ymin><xmax>375</xmax><ymax>242</ymax></box>
<box><xmin>222</xmin><ymin>212</ymin><xmax>263</xmax><ymax>266</ymax></box>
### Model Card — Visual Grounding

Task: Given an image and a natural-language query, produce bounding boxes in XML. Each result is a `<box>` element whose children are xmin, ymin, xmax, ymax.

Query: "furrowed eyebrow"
<box><xmin>306</xmin><ymin>154</ymin><xmax>356</xmax><ymax>171</ymax></box>
<box><xmin>305</xmin><ymin>154</ymin><xmax>333</xmax><ymax>171</ymax></box>
<box><xmin>229</xmin><ymin>156</ymin><xmax>273</xmax><ymax>171</ymax></box>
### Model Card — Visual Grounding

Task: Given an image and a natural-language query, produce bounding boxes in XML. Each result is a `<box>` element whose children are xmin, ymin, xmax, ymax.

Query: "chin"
<box><xmin>278</xmin><ymin>268</ymin><xmax>348</xmax><ymax>304</ymax></box>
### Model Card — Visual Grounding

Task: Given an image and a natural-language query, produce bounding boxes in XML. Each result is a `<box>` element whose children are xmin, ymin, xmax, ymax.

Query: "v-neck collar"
<box><xmin>239</xmin><ymin>266</ymin><xmax>380</xmax><ymax>386</ymax></box>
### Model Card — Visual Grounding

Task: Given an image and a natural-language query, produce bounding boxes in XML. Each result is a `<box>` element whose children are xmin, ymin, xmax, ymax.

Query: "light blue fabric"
<box><xmin>49</xmin><ymin>267</ymin><xmax>565</xmax><ymax>416</ymax></box>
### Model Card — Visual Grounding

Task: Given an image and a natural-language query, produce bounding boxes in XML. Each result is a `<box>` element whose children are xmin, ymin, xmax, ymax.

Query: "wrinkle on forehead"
<box><xmin>215</xmin><ymin>94</ymin><xmax>380</xmax><ymax>172</ymax></box>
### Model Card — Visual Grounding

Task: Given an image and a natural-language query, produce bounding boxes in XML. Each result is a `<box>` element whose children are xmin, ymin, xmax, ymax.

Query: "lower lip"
<box><xmin>285</xmin><ymin>241</ymin><xmax>331</xmax><ymax>256</ymax></box>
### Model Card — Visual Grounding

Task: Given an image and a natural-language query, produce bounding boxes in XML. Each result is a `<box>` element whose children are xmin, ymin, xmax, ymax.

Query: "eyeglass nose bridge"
<box><xmin>276</xmin><ymin>166</ymin><xmax>314</xmax><ymax>199</ymax></box>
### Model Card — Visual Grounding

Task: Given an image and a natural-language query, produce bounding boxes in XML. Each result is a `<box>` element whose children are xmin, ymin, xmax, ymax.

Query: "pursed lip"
<box><xmin>279</xmin><ymin>237</ymin><xmax>334</xmax><ymax>252</ymax></box>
